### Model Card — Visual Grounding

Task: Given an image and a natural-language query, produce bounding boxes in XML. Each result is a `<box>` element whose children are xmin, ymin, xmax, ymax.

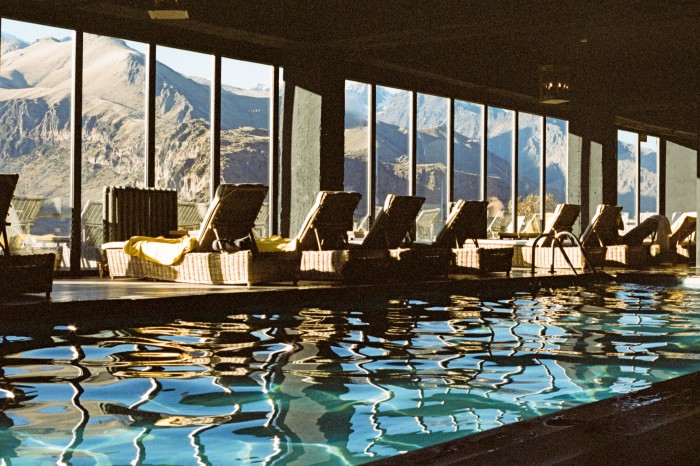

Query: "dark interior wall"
<box><xmin>280</xmin><ymin>60</ymin><xmax>345</xmax><ymax>237</ymax></box>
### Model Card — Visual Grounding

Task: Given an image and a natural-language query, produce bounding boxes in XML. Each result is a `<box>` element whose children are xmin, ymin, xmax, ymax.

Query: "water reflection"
<box><xmin>1</xmin><ymin>283</ymin><xmax>699</xmax><ymax>464</ymax></box>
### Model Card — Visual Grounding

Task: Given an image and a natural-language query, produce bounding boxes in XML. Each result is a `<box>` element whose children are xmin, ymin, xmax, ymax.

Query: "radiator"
<box><xmin>103</xmin><ymin>186</ymin><xmax>178</xmax><ymax>242</ymax></box>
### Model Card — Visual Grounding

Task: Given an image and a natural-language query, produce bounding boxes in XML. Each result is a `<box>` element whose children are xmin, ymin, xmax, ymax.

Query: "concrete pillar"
<box><xmin>567</xmin><ymin>132</ymin><xmax>582</xmax><ymax>235</ymax></box>
<box><xmin>280</xmin><ymin>61</ymin><xmax>345</xmax><ymax>237</ymax></box>
<box><xmin>568</xmin><ymin>106</ymin><xmax>614</xmax><ymax>230</ymax></box>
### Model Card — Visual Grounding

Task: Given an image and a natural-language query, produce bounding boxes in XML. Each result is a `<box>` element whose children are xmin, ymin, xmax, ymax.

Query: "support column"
<box><xmin>280</xmin><ymin>60</ymin><xmax>345</xmax><ymax>237</ymax></box>
<box><xmin>569</xmin><ymin>105</ymin><xmax>615</xmax><ymax>225</ymax></box>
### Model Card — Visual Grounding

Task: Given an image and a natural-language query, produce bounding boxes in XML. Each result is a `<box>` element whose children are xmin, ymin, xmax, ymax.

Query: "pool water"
<box><xmin>1</xmin><ymin>282</ymin><xmax>700</xmax><ymax>465</ymax></box>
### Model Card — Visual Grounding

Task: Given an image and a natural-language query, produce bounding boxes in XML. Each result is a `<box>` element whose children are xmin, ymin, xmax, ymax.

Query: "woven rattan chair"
<box><xmin>432</xmin><ymin>200</ymin><xmax>513</xmax><ymax>275</ymax></box>
<box><xmin>524</xmin><ymin>203</ymin><xmax>604</xmax><ymax>273</ymax></box>
<box><xmin>103</xmin><ymin>184</ymin><xmax>299</xmax><ymax>286</ymax></box>
<box><xmin>361</xmin><ymin>194</ymin><xmax>425</xmax><ymax>249</ymax></box>
<box><xmin>294</xmin><ymin>191</ymin><xmax>363</xmax><ymax>252</ymax></box>
<box><xmin>0</xmin><ymin>174</ymin><xmax>19</xmax><ymax>256</ymax></box>
<box><xmin>0</xmin><ymin>174</ymin><xmax>54</xmax><ymax>298</ymax></box>
<box><xmin>297</xmin><ymin>192</ymin><xmax>428</xmax><ymax>282</ymax></box>
<box><xmin>359</xmin><ymin>194</ymin><xmax>460</xmax><ymax>280</ymax></box>
<box><xmin>580</xmin><ymin>204</ymin><xmax>671</xmax><ymax>267</ymax></box>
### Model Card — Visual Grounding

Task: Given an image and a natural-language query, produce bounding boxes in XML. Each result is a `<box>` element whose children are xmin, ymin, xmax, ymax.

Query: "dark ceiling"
<box><xmin>1</xmin><ymin>0</ymin><xmax>698</xmax><ymax>143</ymax></box>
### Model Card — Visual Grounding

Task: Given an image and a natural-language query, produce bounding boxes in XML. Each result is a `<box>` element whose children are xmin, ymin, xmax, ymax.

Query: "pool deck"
<box><xmin>1</xmin><ymin>264</ymin><xmax>698</xmax><ymax>464</ymax></box>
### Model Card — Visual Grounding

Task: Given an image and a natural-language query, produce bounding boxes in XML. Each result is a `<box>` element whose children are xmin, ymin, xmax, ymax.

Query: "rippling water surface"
<box><xmin>2</xmin><ymin>282</ymin><xmax>700</xmax><ymax>465</ymax></box>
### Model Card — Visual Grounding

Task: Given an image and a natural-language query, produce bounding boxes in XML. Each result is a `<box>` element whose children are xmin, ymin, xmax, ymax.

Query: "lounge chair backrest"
<box><xmin>433</xmin><ymin>200</ymin><xmax>487</xmax><ymax>249</ymax></box>
<box><xmin>294</xmin><ymin>191</ymin><xmax>362</xmax><ymax>251</ymax></box>
<box><xmin>487</xmin><ymin>210</ymin><xmax>512</xmax><ymax>238</ymax></box>
<box><xmin>1</xmin><ymin>174</ymin><xmax>20</xmax><ymax>254</ymax></box>
<box><xmin>669</xmin><ymin>212</ymin><xmax>697</xmax><ymax>246</ymax></box>
<box><xmin>362</xmin><ymin>194</ymin><xmax>425</xmax><ymax>249</ymax></box>
<box><xmin>543</xmin><ymin>203</ymin><xmax>580</xmax><ymax>235</ymax></box>
<box><xmin>81</xmin><ymin>199</ymin><xmax>104</xmax><ymax>246</ymax></box>
<box><xmin>196</xmin><ymin>183</ymin><xmax>268</xmax><ymax>251</ymax></box>
<box><xmin>580</xmin><ymin>204</ymin><xmax>622</xmax><ymax>247</ymax></box>
<box><xmin>0</xmin><ymin>174</ymin><xmax>19</xmax><ymax>227</ymax></box>
<box><xmin>178</xmin><ymin>201</ymin><xmax>204</xmax><ymax>231</ymax></box>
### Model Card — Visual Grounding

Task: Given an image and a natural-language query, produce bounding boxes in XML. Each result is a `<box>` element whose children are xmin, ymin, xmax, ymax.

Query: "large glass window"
<box><xmin>640</xmin><ymin>135</ymin><xmax>659</xmax><ymax>220</ymax></box>
<box><xmin>154</xmin><ymin>46</ymin><xmax>211</xmax><ymax>205</ymax></box>
<box><xmin>545</xmin><ymin>117</ymin><xmax>568</xmax><ymax>224</ymax></box>
<box><xmin>344</xmin><ymin>81</ymin><xmax>369</xmax><ymax>230</ymax></box>
<box><xmin>221</xmin><ymin>58</ymin><xmax>272</xmax><ymax>236</ymax></box>
<box><xmin>416</xmin><ymin>93</ymin><xmax>448</xmax><ymax>241</ymax></box>
<box><xmin>376</xmin><ymin>86</ymin><xmax>410</xmax><ymax>210</ymax></box>
<box><xmin>486</xmin><ymin>107</ymin><xmax>514</xmax><ymax>238</ymax></box>
<box><xmin>0</xmin><ymin>20</ymin><xmax>73</xmax><ymax>268</ymax></box>
<box><xmin>80</xmin><ymin>34</ymin><xmax>146</xmax><ymax>268</ymax></box>
<box><xmin>453</xmin><ymin>100</ymin><xmax>483</xmax><ymax>202</ymax></box>
<box><xmin>517</xmin><ymin>112</ymin><xmax>542</xmax><ymax>234</ymax></box>
<box><xmin>617</xmin><ymin>130</ymin><xmax>638</xmax><ymax>230</ymax></box>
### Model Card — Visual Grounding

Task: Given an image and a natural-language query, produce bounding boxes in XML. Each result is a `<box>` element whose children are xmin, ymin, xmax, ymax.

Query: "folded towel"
<box><xmin>256</xmin><ymin>235</ymin><xmax>295</xmax><ymax>252</ymax></box>
<box><xmin>123</xmin><ymin>235</ymin><xmax>198</xmax><ymax>265</ymax></box>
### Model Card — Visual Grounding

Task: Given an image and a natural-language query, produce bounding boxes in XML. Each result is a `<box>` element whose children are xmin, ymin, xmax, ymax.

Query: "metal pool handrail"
<box><xmin>530</xmin><ymin>231</ymin><xmax>597</xmax><ymax>275</ymax></box>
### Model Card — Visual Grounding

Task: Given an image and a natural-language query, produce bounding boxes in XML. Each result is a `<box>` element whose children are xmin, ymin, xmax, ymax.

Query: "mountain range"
<box><xmin>1</xmin><ymin>32</ymin><xmax>593</xmax><ymax>229</ymax></box>
<box><xmin>0</xmin><ymin>33</ymin><xmax>270</xmax><ymax>204</ymax></box>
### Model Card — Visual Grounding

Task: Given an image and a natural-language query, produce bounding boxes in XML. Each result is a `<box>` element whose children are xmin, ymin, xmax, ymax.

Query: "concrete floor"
<box><xmin>1</xmin><ymin>265</ymin><xmax>698</xmax><ymax>464</ymax></box>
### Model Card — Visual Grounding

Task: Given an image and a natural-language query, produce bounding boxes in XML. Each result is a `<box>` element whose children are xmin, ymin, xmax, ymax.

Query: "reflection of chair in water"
<box><xmin>353</xmin><ymin>206</ymin><xmax>383</xmax><ymax>232</ymax></box>
<box><xmin>254</xmin><ymin>202</ymin><xmax>269</xmax><ymax>238</ymax></box>
<box><xmin>177</xmin><ymin>201</ymin><xmax>204</xmax><ymax>231</ymax></box>
<box><xmin>415</xmin><ymin>207</ymin><xmax>441</xmax><ymax>241</ymax></box>
<box><xmin>487</xmin><ymin>210</ymin><xmax>512</xmax><ymax>239</ymax></box>
<box><xmin>81</xmin><ymin>200</ymin><xmax>104</xmax><ymax>247</ymax></box>
<box><xmin>8</xmin><ymin>195</ymin><xmax>46</xmax><ymax>235</ymax></box>
<box><xmin>81</xmin><ymin>199</ymin><xmax>105</xmax><ymax>269</ymax></box>
<box><xmin>520</xmin><ymin>213</ymin><xmax>540</xmax><ymax>235</ymax></box>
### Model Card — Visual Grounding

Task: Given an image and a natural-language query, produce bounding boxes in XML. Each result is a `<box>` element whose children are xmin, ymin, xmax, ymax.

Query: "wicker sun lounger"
<box><xmin>295</xmin><ymin>191</ymin><xmax>392</xmax><ymax>282</ymax></box>
<box><xmin>668</xmin><ymin>212</ymin><xmax>696</xmax><ymax>262</ymax></box>
<box><xmin>433</xmin><ymin>199</ymin><xmax>513</xmax><ymax>276</ymax></box>
<box><xmin>361</xmin><ymin>194</ymin><xmax>452</xmax><ymax>281</ymax></box>
<box><xmin>579</xmin><ymin>204</ymin><xmax>664</xmax><ymax>267</ymax></box>
<box><xmin>524</xmin><ymin>203</ymin><xmax>603</xmax><ymax>273</ymax></box>
<box><xmin>103</xmin><ymin>183</ymin><xmax>299</xmax><ymax>286</ymax></box>
<box><xmin>1</xmin><ymin>174</ymin><xmax>54</xmax><ymax>298</ymax></box>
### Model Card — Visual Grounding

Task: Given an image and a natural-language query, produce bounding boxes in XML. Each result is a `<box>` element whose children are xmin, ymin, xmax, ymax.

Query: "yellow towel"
<box><xmin>123</xmin><ymin>235</ymin><xmax>198</xmax><ymax>265</ymax></box>
<box><xmin>255</xmin><ymin>235</ymin><xmax>295</xmax><ymax>252</ymax></box>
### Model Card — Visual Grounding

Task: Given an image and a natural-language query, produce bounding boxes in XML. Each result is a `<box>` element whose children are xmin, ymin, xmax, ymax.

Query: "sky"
<box><xmin>1</xmin><ymin>18</ymin><xmax>273</xmax><ymax>89</ymax></box>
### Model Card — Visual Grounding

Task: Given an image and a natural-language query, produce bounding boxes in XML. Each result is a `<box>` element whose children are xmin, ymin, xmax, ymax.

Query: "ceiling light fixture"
<box><xmin>539</xmin><ymin>64</ymin><xmax>570</xmax><ymax>104</ymax></box>
<box><xmin>148</xmin><ymin>0</ymin><xmax>189</xmax><ymax>20</ymax></box>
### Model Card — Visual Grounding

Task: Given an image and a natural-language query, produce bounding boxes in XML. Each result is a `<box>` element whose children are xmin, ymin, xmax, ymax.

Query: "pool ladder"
<box><xmin>530</xmin><ymin>231</ymin><xmax>597</xmax><ymax>275</ymax></box>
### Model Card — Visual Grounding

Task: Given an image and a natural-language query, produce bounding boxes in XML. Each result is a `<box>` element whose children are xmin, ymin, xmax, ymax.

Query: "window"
<box><xmin>81</xmin><ymin>33</ymin><xmax>146</xmax><ymax>268</ymax></box>
<box><xmin>221</xmin><ymin>58</ymin><xmax>273</xmax><ymax>236</ymax></box>
<box><xmin>486</xmin><ymin>107</ymin><xmax>514</xmax><ymax>238</ymax></box>
<box><xmin>617</xmin><ymin>130</ymin><xmax>638</xmax><ymax>230</ymax></box>
<box><xmin>1</xmin><ymin>20</ymin><xmax>74</xmax><ymax>268</ymax></box>
<box><xmin>154</xmin><ymin>46</ymin><xmax>211</xmax><ymax>205</ymax></box>
<box><xmin>517</xmin><ymin>112</ymin><xmax>542</xmax><ymax>234</ymax></box>
<box><xmin>416</xmin><ymin>93</ymin><xmax>448</xmax><ymax>241</ymax></box>
<box><xmin>376</xmin><ymin>87</ymin><xmax>410</xmax><ymax>209</ymax></box>
<box><xmin>344</xmin><ymin>81</ymin><xmax>369</xmax><ymax>230</ymax></box>
<box><xmin>640</xmin><ymin>135</ymin><xmax>659</xmax><ymax>220</ymax></box>
<box><xmin>545</xmin><ymin>117</ymin><xmax>568</xmax><ymax>223</ymax></box>
<box><xmin>453</xmin><ymin>100</ymin><xmax>483</xmax><ymax>202</ymax></box>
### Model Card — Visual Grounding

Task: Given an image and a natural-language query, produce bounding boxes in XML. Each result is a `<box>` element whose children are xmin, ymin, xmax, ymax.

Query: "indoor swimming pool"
<box><xmin>1</xmin><ymin>280</ymin><xmax>699</xmax><ymax>465</ymax></box>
